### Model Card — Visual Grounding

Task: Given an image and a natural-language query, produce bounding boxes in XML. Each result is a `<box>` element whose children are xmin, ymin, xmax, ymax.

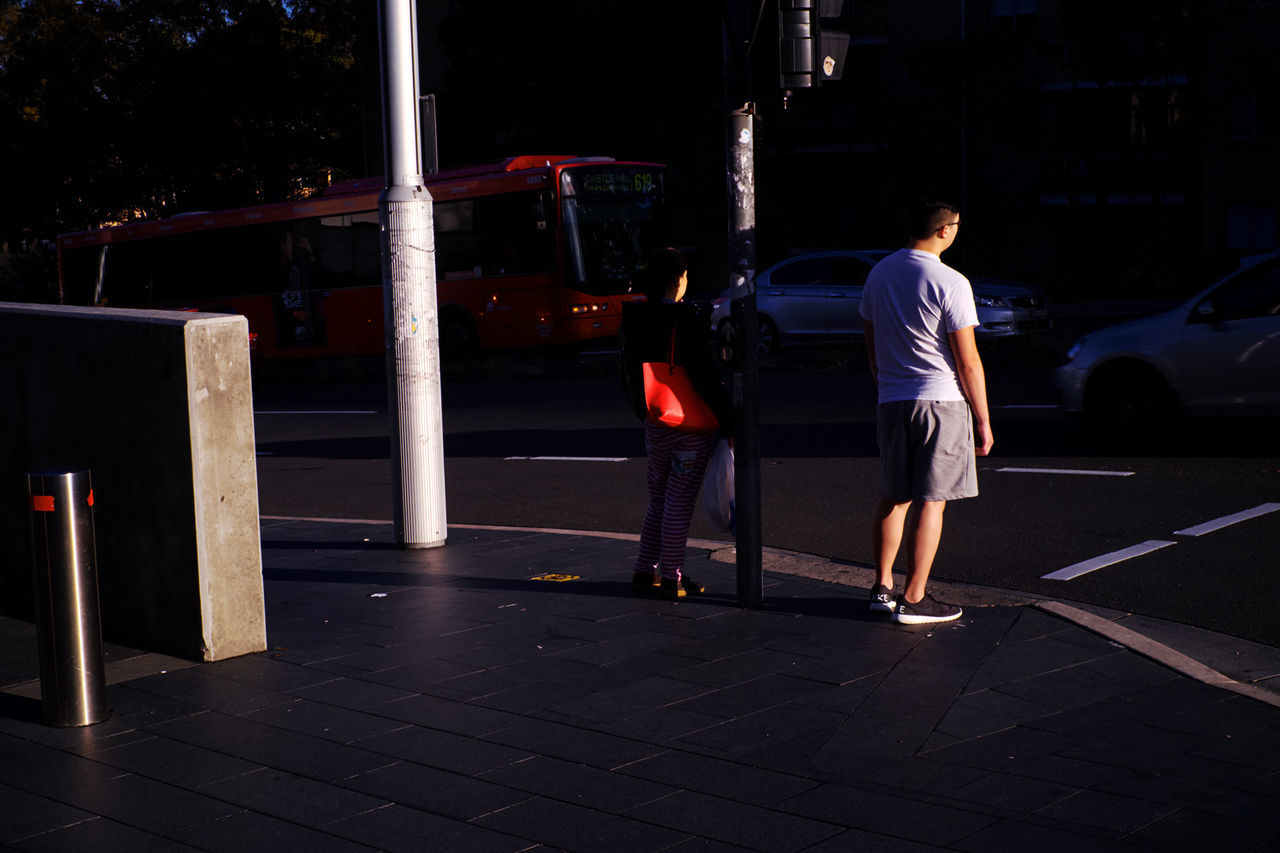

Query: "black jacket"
<box><xmin>620</xmin><ymin>300</ymin><xmax>734</xmax><ymax>438</ymax></box>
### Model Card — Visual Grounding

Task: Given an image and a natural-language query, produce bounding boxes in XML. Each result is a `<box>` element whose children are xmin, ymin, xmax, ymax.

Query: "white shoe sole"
<box><xmin>869</xmin><ymin>600</ymin><xmax>896</xmax><ymax>613</ymax></box>
<box><xmin>893</xmin><ymin>608</ymin><xmax>962</xmax><ymax>625</ymax></box>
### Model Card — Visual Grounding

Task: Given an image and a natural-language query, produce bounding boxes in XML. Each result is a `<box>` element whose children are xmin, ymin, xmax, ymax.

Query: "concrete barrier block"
<box><xmin>0</xmin><ymin>303</ymin><xmax>265</xmax><ymax>662</ymax></box>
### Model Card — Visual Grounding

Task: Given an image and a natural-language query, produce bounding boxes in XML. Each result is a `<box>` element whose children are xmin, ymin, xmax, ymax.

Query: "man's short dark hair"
<box><xmin>909</xmin><ymin>199</ymin><xmax>961</xmax><ymax>242</ymax></box>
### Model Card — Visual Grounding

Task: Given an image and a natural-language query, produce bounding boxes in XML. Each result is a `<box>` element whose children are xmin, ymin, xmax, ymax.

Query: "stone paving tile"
<box><xmin>544</xmin><ymin>672</ymin><xmax>716</xmax><ymax>725</ymax></box>
<box><xmin>667</xmin><ymin>673</ymin><xmax>827</xmax><ymax>721</ymax></box>
<box><xmin>951</xmin><ymin>817</ymin><xmax>1156</xmax><ymax>852</ymax></box>
<box><xmin>220</xmin><ymin>729</ymin><xmax>397</xmax><ymax>783</ymax></box>
<box><xmin>934</xmin><ymin>771</ymin><xmax>1080</xmax><ymax>818</ymax></box>
<box><xmin>920</xmin><ymin>725</ymin><xmax>1080</xmax><ymax>773</ymax></box>
<box><xmin>934</xmin><ymin>687</ymin><xmax>1055</xmax><ymax>740</ymax></box>
<box><xmin>287</xmin><ymin>676</ymin><xmax>417</xmax><ymax>710</ymax></box>
<box><xmin>353</xmin><ymin>723</ymin><xmax>532</xmax><ymax>776</ymax></box>
<box><xmin>53</xmin><ymin>772</ymin><xmax>243</xmax><ymax>835</ymax></box>
<box><xmin>1126</xmin><ymin>807</ymin><xmax>1280</xmax><ymax>851</ymax></box>
<box><xmin>675</xmin><ymin>701</ymin><xmax>846</xmax><ymax>758</ymax></box>
<box><xmin>321</xmin><ymin>803</ymin><xmax>534</xmax><ymax>853</ymax></box>
<box><xmin>618</xmin><ymin>749</ymin><xmax>821</xmax><ymax>807</ymax></box>
<box><xmin>479</xmin><ymin>717</ymin><xmax>663</xmax><ymax>770</ymax></box>
<box><xmin>10</xmin><ymin>816</ymin><xmax>205</xmax><ymax>852</ymax></box>
<box><xmin>373</xmin><ymin>692</ymin><xmax>526</xmax><ymax>737</ymax></box>
<box><xmin>0</xmin><ymin>784</ymin><xmax>96</xmax><ymax>846</ymax></box>
<box><xmin>625</xmin><ymin>789</ymin><xmax>843</xmax><ymax>852</ymax></box>
<box><xmin>776</xmin><ymin>782</ymin><xmax>1000</xmax><ymax>847</ymax></box>
<box><xmin>172</xmin><ymin>810</ymin><xmax>378</xmax><ymax>852</ymax></box>
<box><xmin>470</xmin><ymin>796</ymin><xmax>691</xmax><ymax>853</ymax></box>
<box><xmin>1031</xmin><ymin>788</ymin><xmax>1180</xmax><ymax>835</ymax></box>
<box><xmin>197</xmin><ymin>767</ymin><xmax>391</xmax><ymax>827</ymax></box>
<box><xmin>241</xmin><ymin>697</ymin><xmax>408</xmax><ymax>744</ymax></box>
<box><xmin>87</xmin><ymin>734</ymin><xmax>263</xmax><ymax>789</ymax></box>
<box><xmin>336</xmin><ymin>760</ymin><xmax>531</xmax><ymax>822</ymax></box>
<box><xmin>124</xmin><ymin>668</ymin><xmax>298</xmax><ymax>717</ymax></box>
<box><xmin>202</xmin><ymin>652</ymin><xmax>340</xmax><ymax>693</ymax></box>
<box><xmin>478</xmin><ymin>754</ymin><xmax>677</xmax><ymax>813</ymax></box>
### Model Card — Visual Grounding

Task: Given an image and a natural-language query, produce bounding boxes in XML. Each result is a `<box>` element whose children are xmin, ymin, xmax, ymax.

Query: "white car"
<box><xmin>710</xmin><ymin>250</ymin><xmax>1051</xmax><ymax>352</ymax></box>
<box><xmin>1057</xmin><ymin>249</ymin><xmax>1280</xmax><ymax>426</ymax></box>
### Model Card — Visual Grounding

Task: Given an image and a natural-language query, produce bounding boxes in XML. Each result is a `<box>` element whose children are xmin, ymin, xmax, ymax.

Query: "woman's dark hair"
<box><xmin>643</xmin><ymin>247</ymin><xmax>688</xmax><ymax>301</ymax></box>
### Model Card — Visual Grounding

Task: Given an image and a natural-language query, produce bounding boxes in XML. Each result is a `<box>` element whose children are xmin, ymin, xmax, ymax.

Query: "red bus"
<box><xmin>56</xmin><ymin>155</ymin><xmax>668</xmax><ymax>359</ymax></box>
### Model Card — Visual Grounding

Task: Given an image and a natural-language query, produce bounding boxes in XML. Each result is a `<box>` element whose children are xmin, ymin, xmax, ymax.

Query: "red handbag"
<box><xmin>642</xmin><ymin>332</ymin><xmax>719</xmax><ymax>433</ymax></box>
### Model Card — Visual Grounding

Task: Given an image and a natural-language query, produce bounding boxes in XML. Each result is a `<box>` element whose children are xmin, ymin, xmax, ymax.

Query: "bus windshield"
<box><xmin>560</xmin><ymin>164</ymin><xmax>667</xmax><ymax>296</ymax></box>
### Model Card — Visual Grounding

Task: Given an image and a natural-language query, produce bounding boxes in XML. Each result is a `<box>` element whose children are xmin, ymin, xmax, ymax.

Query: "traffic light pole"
<box><xmin>727</xmin><ymin>104</ymin><xmax>763</xmax><ymax>610</ymax></box>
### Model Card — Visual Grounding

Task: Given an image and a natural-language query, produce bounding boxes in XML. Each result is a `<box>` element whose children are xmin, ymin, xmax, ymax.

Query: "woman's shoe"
<box><xmin>631</xmin><ymin>572</ymin><xmax>660</xmax><ymax>596</ymax></box>
<box><xmin>659</xmin><ymin>575</ymin><xmax>704</xmax><ymax>600</ymax></box>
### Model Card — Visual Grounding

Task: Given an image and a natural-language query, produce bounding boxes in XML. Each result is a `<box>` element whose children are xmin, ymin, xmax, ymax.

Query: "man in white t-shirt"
<box><xmin>858</xmin><ymin>200</ymin><xmax>994</xmax><ymax>624</ymax></box>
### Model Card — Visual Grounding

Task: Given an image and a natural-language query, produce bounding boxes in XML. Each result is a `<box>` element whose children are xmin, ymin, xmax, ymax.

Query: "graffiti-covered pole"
<box><xmin>378</xmin><ymin>0</ymin><xmax>446</xmax><ymax>548</ymax></box>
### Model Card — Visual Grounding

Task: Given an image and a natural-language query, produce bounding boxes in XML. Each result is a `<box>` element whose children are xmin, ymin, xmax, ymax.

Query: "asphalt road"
<box><xmin>253</xmin><ymin>349</ymin><xmax>1280</xmax><ymax>647</ymax></box>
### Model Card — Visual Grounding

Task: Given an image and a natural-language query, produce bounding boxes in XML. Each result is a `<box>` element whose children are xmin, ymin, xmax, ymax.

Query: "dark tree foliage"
<box><xmin>0</xmin><ymin>0</ymin><xmax>364</xmax><ymax>292</ymax></box>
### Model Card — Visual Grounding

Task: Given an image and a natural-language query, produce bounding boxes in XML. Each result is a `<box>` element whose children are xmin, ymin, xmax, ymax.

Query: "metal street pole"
<box><xmin>377</xmin><ymin>0</ymin><xmax>446</xmax><ymax>548</ymax></box>
<box><xmin>727</xmin><ymin>104</ymin><xmax>763</xmax><ymax>609</ymax></box>
<box><xmin>723</xmin><ymin>0</ymin><xmax>762</xmax><ymax>608</ymax></box>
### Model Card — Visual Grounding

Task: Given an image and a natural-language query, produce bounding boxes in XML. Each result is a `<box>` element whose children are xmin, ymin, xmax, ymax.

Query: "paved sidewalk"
<box><xmin>3</xmin><ymin>519</ymin><xmax>1280</xmax><ymax>851</ymax></box>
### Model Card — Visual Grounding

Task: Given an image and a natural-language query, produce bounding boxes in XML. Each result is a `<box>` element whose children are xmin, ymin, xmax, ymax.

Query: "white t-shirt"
<box><xmin>859</xmin><ymin>248</ymin><xmax>979</xmax><ymax>404</ymax></box>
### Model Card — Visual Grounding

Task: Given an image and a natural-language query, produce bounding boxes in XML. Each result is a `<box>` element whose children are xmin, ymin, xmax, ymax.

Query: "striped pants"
<box><xmin>636</xmin><ymin>421</ymin><xmax>717</xmax><ymax>580</ymax></box>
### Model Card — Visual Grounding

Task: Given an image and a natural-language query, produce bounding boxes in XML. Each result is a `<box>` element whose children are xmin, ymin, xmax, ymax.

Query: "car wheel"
<box><xmin>1083</xmin><ymin>360</ymin><xmax>1179</xmax><ymax>442</ymax></box>
<box><xmin>716</xmin><ymin>315</ymin><xmax>778</xmax><ymax>360</ymax></box>
<box><xmin>757</xmin><ymin>316</ymin><xmax>779</xmax><ymax>354</ymax></box>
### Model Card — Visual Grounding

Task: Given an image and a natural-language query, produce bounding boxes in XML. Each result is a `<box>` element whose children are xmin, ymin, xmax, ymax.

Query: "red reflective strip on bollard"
<box><xmin>87</xmin><ymin>489</ymin><xmax>94</xmax><ymax>507</ymax></box>
<box><xmin>32</xmin><ymin>495</ymin><xmax>55</xmax><ymax>512</ymax></box>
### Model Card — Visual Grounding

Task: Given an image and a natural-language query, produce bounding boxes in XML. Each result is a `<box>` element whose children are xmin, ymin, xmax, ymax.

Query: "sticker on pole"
<box><xmin>530</xmin><ymin>573</ymin><xmax>580</xmax><ymax>582</ymax></box>
<box><xmin>31</xmin><ymin>495</ymin><xmax>55</xmax><ymax>512</ymax></box>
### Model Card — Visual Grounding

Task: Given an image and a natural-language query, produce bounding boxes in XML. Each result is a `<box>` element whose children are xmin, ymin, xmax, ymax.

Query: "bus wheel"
<box><xmin>439</xmin><ymin>309</ymin><xmax>478</xmax><ymax>361</ymax></box>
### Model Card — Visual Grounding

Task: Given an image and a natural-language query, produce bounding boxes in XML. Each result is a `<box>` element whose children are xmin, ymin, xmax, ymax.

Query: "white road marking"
<box><xmin>254</xmin><ymin>410</ymin><xmax>378</xmax><ymax>415</ymax></box>
<box><xmin>1174</xmin><ymin>503</ymin><xmax>1280</xmax><ymax>537</ymax></box>
<box><xmin>1041</xmin><ymin>540</ymin><xmax>1177</xmax><ymax>581</ymax></box>
<box><xmin>505</xmin><ymin>456</ymin><xmax>630</xmax><ymax>462</ymax></box>
<box><xmin>997</xmin><ymin>467</ymin><xmax>1135</xmax><ymax>477</ymax></box>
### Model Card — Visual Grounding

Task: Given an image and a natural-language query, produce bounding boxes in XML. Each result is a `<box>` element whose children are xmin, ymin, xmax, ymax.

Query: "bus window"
<box><xmin>103</xmin><ymin>240</ymin><xmax>156</xmax><ymax>306</ymax></box>
<box><xmin>436</xmin><ymin>199</ymin><xmax>479</xmax><ymax>277</ymax></box>
<box><xmin>487</xmin><ymin>191</ymin><xmax>556</xmax><ymax>276</ymax></box>
<box><xmin>274</xmin><ymin>224</ymin><xmax>325</xmax><ymax>346</ymax></box>
<box><xmin>560</xmin><ymin>165</ymin><xmax>667</xmax><ymax>296</ymax></box>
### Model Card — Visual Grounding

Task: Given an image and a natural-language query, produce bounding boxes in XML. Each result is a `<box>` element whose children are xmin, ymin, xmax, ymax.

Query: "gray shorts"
<box><xmin>876</xmin><ymin>400</ymin><xmax>977</xmax><ymax>503</ymax></box>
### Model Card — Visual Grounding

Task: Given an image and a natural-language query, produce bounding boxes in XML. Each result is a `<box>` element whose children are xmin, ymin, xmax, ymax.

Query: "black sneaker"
<box><xmin>631</xmin><ymin>572</ymin><xmax>660</xmax><ymax>596</ymax></box>
<box><xmin>659</xmin><ymin>575</ymin><xmax>704</xmax><ymax>601</ymax></box>
<box><xmin>893</xmin><ymin>593</ymin><xmax>962</xmax><ymax>625</ymax></box>
<box><xmin>869</xmin><ymin>584</ymin><xmax>897</xmax><ymax>614</ymax></box>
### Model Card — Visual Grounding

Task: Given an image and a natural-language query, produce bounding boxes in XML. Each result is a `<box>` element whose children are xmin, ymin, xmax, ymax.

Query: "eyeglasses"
<box><xmin>942</xmin><ymin>221</ymin><xmax>961</xmax><ymax>229</ymax></box>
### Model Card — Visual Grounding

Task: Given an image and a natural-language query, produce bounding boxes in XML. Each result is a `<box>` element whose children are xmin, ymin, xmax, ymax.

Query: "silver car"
<box><xmin>1058</xmin><ymin>249</ymin><xmax>1280</xmax><ymax>426</ymax></box>
<box><xmin>710</xmin><ymin>250</ymin><xmax>1051</xmax><ymax>351</ymax></box>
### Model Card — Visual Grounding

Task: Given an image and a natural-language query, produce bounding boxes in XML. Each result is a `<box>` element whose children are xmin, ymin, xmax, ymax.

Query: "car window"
<box><xmin>1207</xmin><ymin>259</ymin><xmax>1280</xmax><ymax>321</ymax></box>
<box><xmin>771</xmin><ymin>258</ymin><xmax>830</xmax><ymax>287</ymax></box>
<box><xmin>830</xmin><ymin>258</ymin><xmax>871</xmax><ymax>288</ymax></box>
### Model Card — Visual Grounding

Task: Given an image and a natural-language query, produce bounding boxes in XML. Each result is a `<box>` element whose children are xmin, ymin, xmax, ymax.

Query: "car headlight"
<box><xmin>975</xmin><ymin>295</ymin><xmax>1007</xmax><ymax>308</ymax></box>
<box><xmin>1065</xmin><ymin>337</ymin><xmax>1087</xmax><ymax>361</ymax></box>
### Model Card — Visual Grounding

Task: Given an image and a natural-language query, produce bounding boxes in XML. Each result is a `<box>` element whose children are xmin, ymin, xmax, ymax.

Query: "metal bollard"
<box><xmin>27</xmin><ymin>470</ymin><xmax>108</xmax><ymax>727</ymax></box>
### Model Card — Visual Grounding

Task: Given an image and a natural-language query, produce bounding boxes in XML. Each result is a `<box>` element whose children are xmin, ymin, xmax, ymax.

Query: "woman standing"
<box><xmin>621</xmin><ymin>248</ymin><xmax>734</xmax><ymax>600</ymax></box>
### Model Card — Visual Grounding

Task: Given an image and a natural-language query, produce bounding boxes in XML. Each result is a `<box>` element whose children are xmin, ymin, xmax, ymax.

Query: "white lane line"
<box><xmin>1041</xmin><ymin>540</ymin><xmax>1177</xmax><ymax>581</ymax></box>
<box><xmin>997</xmin><ymin>467</ymin><xmax>1135</xmax><ymax>477</ymax></box>
<box><xmin>1174</xmin><ymin>503</ymin><xmax>1280</xmax><ymax>537</ymax></box>
<box><xmin>255</xmin><ymin>410</ymin><xmax>378</xmax><ymax>415</ymax></box>
<box><xmin>505</xmin><ymin>456</ymin><xmax>630</xmax><ymax>462</ymax></box>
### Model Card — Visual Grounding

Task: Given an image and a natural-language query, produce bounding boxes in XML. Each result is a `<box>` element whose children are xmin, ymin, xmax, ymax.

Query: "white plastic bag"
<box><xmin>701</xmin><ymin>439</ymin><xmax>735</xmax><ymax>534</ymax></box>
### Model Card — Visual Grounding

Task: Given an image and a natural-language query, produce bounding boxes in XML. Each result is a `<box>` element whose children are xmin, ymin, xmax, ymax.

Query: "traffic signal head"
<box><xmin>778</xmin><ymin>0</ymin><xmax>851</xmax><ymax>90</ymax></box>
